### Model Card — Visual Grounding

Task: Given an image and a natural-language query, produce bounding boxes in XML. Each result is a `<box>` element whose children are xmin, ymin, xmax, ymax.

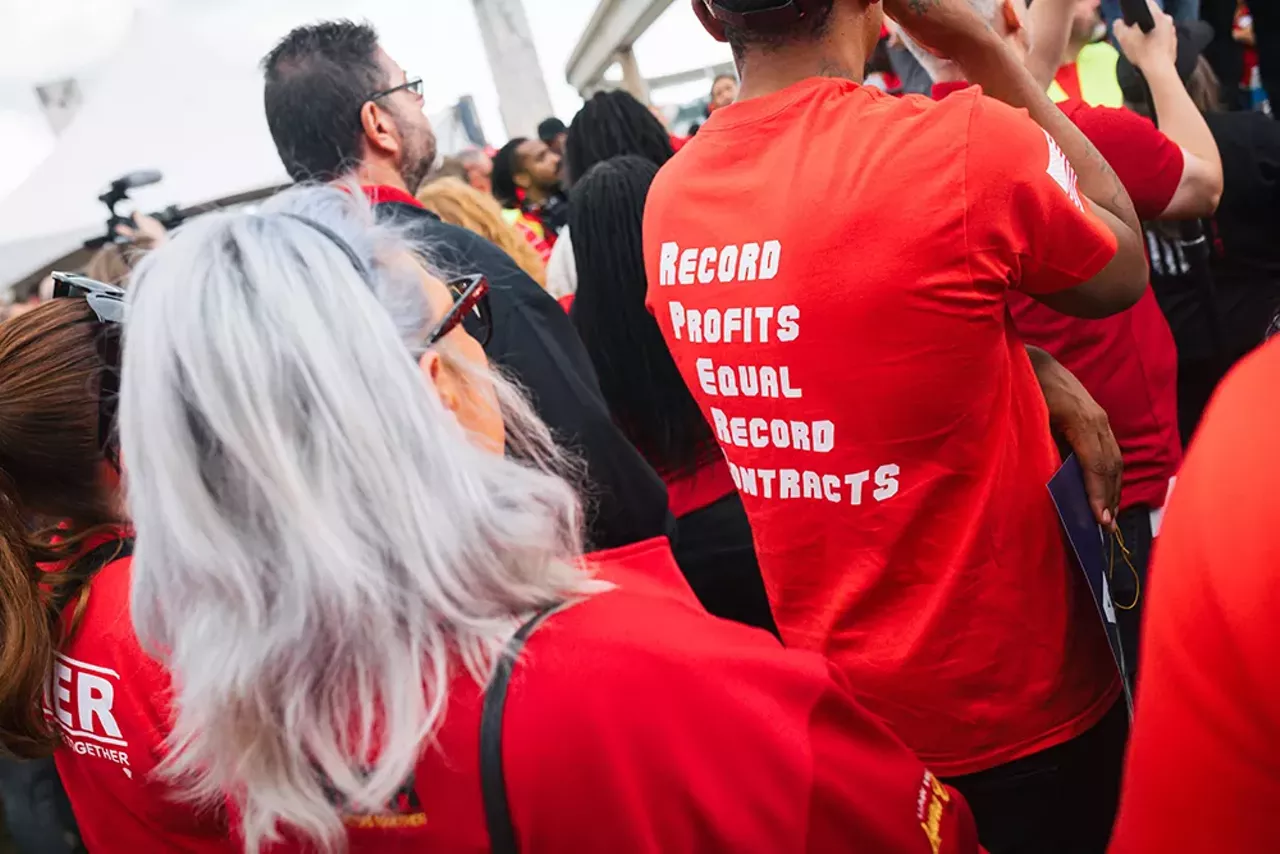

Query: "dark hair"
<box><xmin>564</xmin><ymin>91</ymin><xmax>675</xmax><ymax>185</ymax></box>
<box><xmin>716</xmin><ymin>0</ymin><xmax>835</xmax><ymax>55</ymax></box>
<box><xmin>569</xmin><ymin>156</ymin><xmax>719</xmax><ymax>476</ymax></box>
<box><xmin>711</xmin><ymin>72</ymin><xmax>737</xmax><ymax>92</ymax></box>
<box><xmin>537</xmin><ymin>117</ymin><xmax>567</xmax><ymax>142</ymax></box>
<box><xmin>261</xmin><ymin>20</ymin><xmax>386</xmax><ymax>182</ymax></box>
<box><xmin>492</xmin><ymin>138</ymin><xmax>528</xmax><ymax>208</ymax></box>
<box><xmin>0</xmin><ymin>300</ymin><xmax>125</xmax><ymax>758</ymax></box>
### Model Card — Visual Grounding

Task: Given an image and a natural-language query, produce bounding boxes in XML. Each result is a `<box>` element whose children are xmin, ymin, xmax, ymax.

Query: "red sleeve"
<box><xmin>1063</xmin><ymin>102</ymin><xmax>1184</xmax><ymax>220</ymax></box>
<box><xmin>508</xmin><ymin>617</ymin><xmax>981</xmax><ymax>854</ymax></box>
<box><xmin>964</xmin><ymin>93</ymin><xmax>1119</xmax><ymax>296</ymax></box>
<box><xmin>1111</xmin><ymin>342</ymin><xmax>1280</xmax><ymax>853</ymax></box>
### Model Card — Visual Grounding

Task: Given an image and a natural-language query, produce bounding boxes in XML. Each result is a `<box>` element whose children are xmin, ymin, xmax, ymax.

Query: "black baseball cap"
<box><xmin>1116</xmin><ymin>19</ymin><xmax>1215</xmax><ymax>104</ymax></box>
<box><xmin>538</xmin><ymin>117</ymin><xmax>567</xmax><ymax>142</ymax></box>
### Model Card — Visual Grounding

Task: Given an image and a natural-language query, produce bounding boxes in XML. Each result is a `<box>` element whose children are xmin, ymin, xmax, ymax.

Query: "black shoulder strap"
<box><xmin>481</xmin><ymin>602</ymin><xmax>563</xmax><ymax>854</ymax></box>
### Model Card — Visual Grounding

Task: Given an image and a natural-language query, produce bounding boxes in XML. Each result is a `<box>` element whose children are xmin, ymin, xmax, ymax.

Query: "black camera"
<box><xmin>86</xmin><ymin>170</ymin><xmax>184</xmax><ymax>250</ymax></box>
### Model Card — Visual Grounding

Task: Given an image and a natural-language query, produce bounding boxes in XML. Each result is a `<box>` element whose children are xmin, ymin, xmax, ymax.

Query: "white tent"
<box><xmin>0</xmin><ymin>9</ymin><xmax>288</xmax><ymax>288</ymax></box>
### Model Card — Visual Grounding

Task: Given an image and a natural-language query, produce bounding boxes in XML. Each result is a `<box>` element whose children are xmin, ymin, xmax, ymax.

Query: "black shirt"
<box><xmin>376</xmin><ymin>200</ymin><xmax>673</xmax><ymax>550</ymax></box>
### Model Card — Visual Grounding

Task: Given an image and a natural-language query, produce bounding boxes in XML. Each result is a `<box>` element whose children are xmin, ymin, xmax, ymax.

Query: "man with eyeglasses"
<box><xmin>261</xmin><ymin>21</ymin><xmax>675</xmax><ymax>554</ymax></box>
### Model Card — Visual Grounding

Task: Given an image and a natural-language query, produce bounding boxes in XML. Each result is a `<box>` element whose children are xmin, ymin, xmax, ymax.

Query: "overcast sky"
<box><xmin>0</xmin><ymin>0</ymin><xmax>731</xmax><ymax>198</ymax></box>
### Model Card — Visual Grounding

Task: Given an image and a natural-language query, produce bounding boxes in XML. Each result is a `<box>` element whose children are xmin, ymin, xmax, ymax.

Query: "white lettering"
<box><xmin>77</xmin><ymin>674</ymin><xmax>121</xmax><ymax>739</ymax></box>
<box><xmin>874</xmin><ymin>464</ymin><xmax>901</xmax><ymax>502</ymax></box>
<box><xmin>846</xmin><ymin>471</ymin><xmax>871</xmax><ymax>506</ymax></box>
<box><xmin>724</xmin><ymin>308</ymin><xmax>743</xmax><ymax>342</ymax></box>
<box><xmin>729</xmin><ymin>417</ymin><xmax>748</xmax><ymax>446</ymax></box>
<box><xmin>791</xmin><ymin>421</ymin><xmax>811</xmax><ymax>451</ymax></box>
<box><xmin>739</xmin><ymin>466</ymin><xmax>758</xmax><ymax>496</ymax></box>
<box><xmin>803</xmin><ymin>471</ymin><xmax>822</xmax><ymax>500</ymax></box>
<box><xmin>755</xmin><ymin>307</ymin><xmax>774</xmax><ymax>341</ymax></box>
<box><xmin>823</xmin><ymin>475</ymin><xmax>842</xmax><ymax>503</ymax></box>
<box><xmin>728</xmin><ymin>461</ymin><xmax>742</xmax><ymax>491</ymax></box>
<box><xmin>781</xmin><ymin>367</ymin><xmax>803</xmax><ymax>399</ymax></box>
<box><xmin>687</xmin><ymin>308</ymin><xmax>703</xmax><ymax>343</ymax></box>
<box><xmin>717</xmin><ymin>245</ymin><xmax>739</xmax><ymax>283</ymax></box>
<box><xmin>771</xmin><ymin>419</ymin><xmax>790</xmax><ymax>449</ymax></box>
<box><xmin>777</xmin><ymin>305</ymin><xmax>801</xmax><ymax>342</ymax></box>
<box><xmin>749</xmin><ymin>418</ymin><xmax>770</xmax><ymax>449</ymax></box>
<box><xmin>54</xmin><ymin>663</ymin><xmax>73</xmax><ymax>728</ymax></box>
<box><xmin>704</xmin><ymin>309</ymin><xmax>722</xmax><ymax>343</ymax></box>
<box><xmin>678</xmin><ymin>248</ymin><xmax>698</xmax><ymax>285</ymax></box>
<box><xmin>698</xmin><ymin>247</ymin><xmax>717</xmax><ymax>284</ymax></box>
<box><xmin>660</xmin><ymin>242</ymin><xmax>679</xmax><ymax>285</ymax></box>
<box><xmin>813</xmin><ymin>421</ymin><xmax>835</xmax><ymax>453</ymax></box>
<box><xmin>738</xmin><ymin>243</ymin><xmax>761</xmax><ymax>281</ymax></box>
<box><xmin>717</xmin><ymin>366</ymin><xmax>739</xmax><ymax>396</ymax></box>
<box><xmin>743</xmin><ymin>307</ymin><xmax>755</xmax><ymax>343</ymax></box>
<box><xmin>780</xmin><ymin>469</ymin><xmax>801</xmax><ymax>499</ymax></box>
<box><xmin>760</xmin><ymin>367</ymin><xmax>780</xmax><ymax>398</ymax></box>
<box><xmin>758</xmin><ymin>469</ymin><xmax>777</xmax><ymax>499</ymax></box>
<box><xmin>760</xmin><ymin>240</ymin><xmax>782</xmax><ymax>280</ymax></box>
<box><xmin>710</xmin><ymin>406</ymin><xmax>730</xmax><ymax>441</ymax></box>
<box><xmin>697</xmin><ymin>359</ymin><xmax>718</xmax><ymax>396</ymax></box>
<box><xmin>668</xmin><ymin>302</ymin><xmax>686</xmax><ymax>340</ymax></box>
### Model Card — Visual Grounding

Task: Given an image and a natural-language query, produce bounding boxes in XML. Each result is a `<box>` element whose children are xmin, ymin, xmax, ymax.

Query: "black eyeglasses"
<box><xmin>51</xmin><ymin>272</ymin><xmax>126</xmax><ymax>469</ymax></box>
<box><xmin>367</xmin><ymin>77</ymin><xmax>424</xmax><ymax>103</ymax></box>
<box><xmin>426</xmin><ymin>274</ymin><xmax>492</xmax><ymax>349</ymax></box>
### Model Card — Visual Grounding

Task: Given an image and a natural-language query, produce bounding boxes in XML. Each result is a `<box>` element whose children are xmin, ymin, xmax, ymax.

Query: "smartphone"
<box><xmin>1119</xmin><ymin>0</ymin><xmax>1156</xmax><ymax>33</ymax></box>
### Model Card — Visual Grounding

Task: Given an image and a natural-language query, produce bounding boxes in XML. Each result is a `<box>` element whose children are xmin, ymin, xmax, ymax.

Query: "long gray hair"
<box><xmin>119</xmin><ymin>185</ymin><xmax>603</xmax><ymax>852</ymax></box>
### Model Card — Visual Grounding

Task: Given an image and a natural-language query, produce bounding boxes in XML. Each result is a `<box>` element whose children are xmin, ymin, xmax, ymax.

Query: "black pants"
<box><xmin>944</xmin><ymin>702</ymin><xmax>1129</xmax><ymax>854</ymax></box>
<box><xmin>671</xmin><ymin>493</ymin><xmax>779</xmax><ymax>638</ymax></box>
<box><xmin>1114</xmin><ymin>505</ymin><xmax>1154</xmax><ymax>693</ymax></box>
<box><xmin>1252</xmin><ymin>1</ymin><xmax>1280</xmax><ymax>109</ymax></box>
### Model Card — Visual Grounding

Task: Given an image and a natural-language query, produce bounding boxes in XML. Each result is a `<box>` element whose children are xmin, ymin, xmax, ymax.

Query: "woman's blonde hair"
<box><xmin>417</xmin><ymin>177</ymin><xmax>548</xmax><ymax>287</ymax></box>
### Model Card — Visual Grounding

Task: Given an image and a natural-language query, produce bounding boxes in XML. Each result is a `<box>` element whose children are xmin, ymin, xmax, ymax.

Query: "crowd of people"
<box><xmin>0</xmin><ymin>0</ymin><xmax>1277</xmax><ymax>852</ymax></box>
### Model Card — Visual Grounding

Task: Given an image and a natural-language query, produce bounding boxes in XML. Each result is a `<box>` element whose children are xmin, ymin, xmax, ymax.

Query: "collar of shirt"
<box><xmin>930</xmin><ymin>81</ymin><xmax>973</xmax><ymax>101</ymax></box>
<box><xmin>361</xmin><ymin>184</ymin><xmax>423</xmax><ymax>208</ymax></box>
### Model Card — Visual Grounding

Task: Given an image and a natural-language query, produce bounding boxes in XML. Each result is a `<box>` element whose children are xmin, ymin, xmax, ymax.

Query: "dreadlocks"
<box><xmin>564</xmin><ymin>91</ymin><xmax>675</xmax><ymax>185</ymax></box>
<box><xmin>569</xmin><ymin>156</ymin><xmax>720</xmax><ymax>477</ymax></box>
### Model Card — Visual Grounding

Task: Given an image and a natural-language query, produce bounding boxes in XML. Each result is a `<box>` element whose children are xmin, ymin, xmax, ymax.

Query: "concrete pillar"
<box><xmin>616</xmin><ymin>46</ymin><xmax>651</xmax><ymax>104</ymax></box>
<box><xmin>471</xmin><ymin>0</ymin><xmax>556</xmax><ymax>139</ymax></box>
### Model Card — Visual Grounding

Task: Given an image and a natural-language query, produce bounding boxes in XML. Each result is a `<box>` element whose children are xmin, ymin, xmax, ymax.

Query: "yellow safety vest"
<box><xmin>1049</xmin><ymin>42</ymin><xmax>1125</xmax><ymax>108</ymax></box>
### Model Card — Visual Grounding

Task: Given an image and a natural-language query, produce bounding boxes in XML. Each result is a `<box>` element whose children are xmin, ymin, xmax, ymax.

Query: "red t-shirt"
<box><xmin>643</xmin><ymin>77</ymin><xmax>1121</xmax><ymax>775</ymax></box>
<box><xmin>1110</xmin><ymin>340</ymin><xmax>1280</xmax><ymax>853</ymax></box>
<box><xmin>936</xmin><ymin>85</ymin><xmax>1184</xmax><ymax>512</ymax></box>
<box><xmin>267</xmin><ymin>538</ymin><xmax>981</xmax><ymax>853</ymax></box>
<box><xmin>50</xmin><ymin>549</ymin><xmax>233</xmax><ymax>853</ymax></box>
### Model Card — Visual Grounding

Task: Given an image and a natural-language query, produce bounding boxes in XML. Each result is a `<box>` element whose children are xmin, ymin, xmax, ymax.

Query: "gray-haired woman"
<box><xmin>102</xmin><ymin>186</ymin><xmax>981</xmax><ymax>854</ymax></box>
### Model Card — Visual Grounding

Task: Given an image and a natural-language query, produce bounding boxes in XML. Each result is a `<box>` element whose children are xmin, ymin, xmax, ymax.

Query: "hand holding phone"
<box><xmin>1119</xmin><ymin>0</ymin><xmax>1156</xmax><ymax>33</ymax></box>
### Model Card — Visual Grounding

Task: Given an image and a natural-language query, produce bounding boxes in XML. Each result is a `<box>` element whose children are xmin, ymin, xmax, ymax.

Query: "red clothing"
<box><xmin>1055</xmin><ymin>63</ymin><xmax>1084</xmax><ymax>103</ymax></box>
<box><xmin>50</xmin><ymin>548</ymin><xmax>232</xmax><ymax>853</ymax></box>
<box><xmin>1111</xmin><ymin>341</ymin><xmax>1280</xmax><ymax>853</ymax></box>
<box><xmin>272</xmin><ymin>538</ymin><xmax>982</xmax><ymax>853</ymax></box>
<box><xmin>936</xmin><ymin>85</ymin><xmax>1184</xmax><ymax>512</ymax></box>
<box><xmin>643</xmin><ymin>77</ymin><xmax>1121</xmax><ymax>775</ymax></box>
<box><xmin>663</xmin><ymin>457</ymin><xmax>738</xmax><ymax>517</ymax></box>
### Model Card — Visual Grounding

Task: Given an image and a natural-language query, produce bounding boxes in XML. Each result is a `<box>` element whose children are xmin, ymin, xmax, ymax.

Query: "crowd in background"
<box><xmin>0</xmin><ymin>0</ymin><xmax>1278</xmax><ymax>852</ymax></box>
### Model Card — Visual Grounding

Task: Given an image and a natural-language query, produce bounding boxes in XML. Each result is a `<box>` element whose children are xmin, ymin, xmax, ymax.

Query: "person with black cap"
<box><xmin>646</xmin><ymin>0</ymin><xmax>1150</xmax><ymax>851</ymax></box>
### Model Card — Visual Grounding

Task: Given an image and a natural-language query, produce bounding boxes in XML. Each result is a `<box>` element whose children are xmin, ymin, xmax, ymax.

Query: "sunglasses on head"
<box><xmin>50</xmin><ymin>272</ymin><xmax>125</xmax><ymax>469</ymax></box>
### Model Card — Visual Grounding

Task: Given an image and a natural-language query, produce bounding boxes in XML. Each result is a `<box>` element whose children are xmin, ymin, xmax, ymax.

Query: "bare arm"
<box><xmin>1115</xmin><ymin>6</ymin><xmax>1224</xmax><ymax>218</ymax></box>
<box><xmin>1024</xmin><ymin>0</ymin><xmax>1076</xmax><ymax>90</ymax></box>
<box><xmin>884</xmin><ymin>0</ymin><xmax>1148</xmax><ymax>318</ymax></box>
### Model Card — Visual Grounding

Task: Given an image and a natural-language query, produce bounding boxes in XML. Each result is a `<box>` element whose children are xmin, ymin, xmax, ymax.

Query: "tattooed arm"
<box><xmin>884</xmin><ymin>0</ymin><xmax>1148</xmax><ymax>317</ymax></box>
